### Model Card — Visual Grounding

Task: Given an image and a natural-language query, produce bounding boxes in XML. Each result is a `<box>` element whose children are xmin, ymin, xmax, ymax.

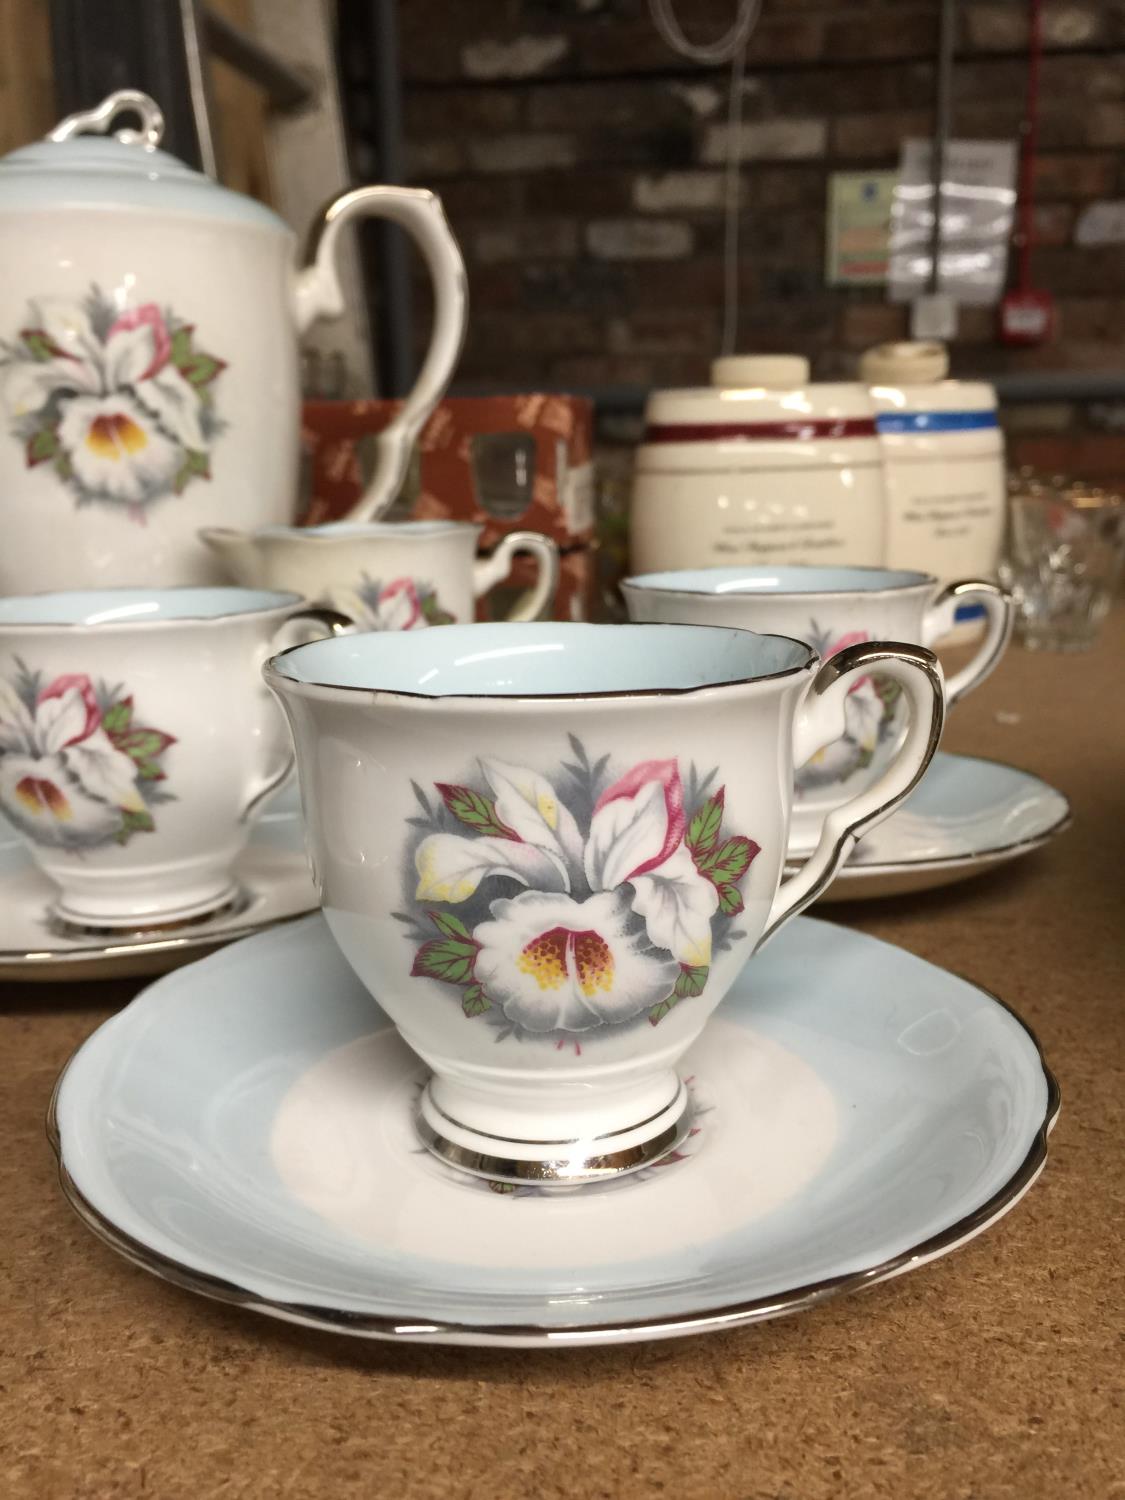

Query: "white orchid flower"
<box><xmin>629</xmin><ymin>843</ymin><xmax>719</xmax><ymax>968</ymax></box>
<box><xmin>415</xmin><ymin>832</ymin><xmax>568</xmax><ymax>903</ymax></box>
<box><xmin>473</xmin><ymin>889</ymin><xmax>680</xmax><ymax>1032</ymax></box>
<box><xmin>0</xmin><ymin>674</ymin><xmax>149</xmax><ymax>848</ymax></box>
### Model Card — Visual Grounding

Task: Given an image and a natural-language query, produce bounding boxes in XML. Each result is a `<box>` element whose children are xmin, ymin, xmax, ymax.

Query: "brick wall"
<box><xmin>376</xmin><ymin>0</ymin><xmax>1125</xmax><ymax>480</ymax></box>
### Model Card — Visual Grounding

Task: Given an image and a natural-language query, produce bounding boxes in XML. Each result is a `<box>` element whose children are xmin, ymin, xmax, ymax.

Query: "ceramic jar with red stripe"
<box><xmin>630</xmin><ymin>356</ymin><xmax>887</xmax><ymax>575</ymax></box>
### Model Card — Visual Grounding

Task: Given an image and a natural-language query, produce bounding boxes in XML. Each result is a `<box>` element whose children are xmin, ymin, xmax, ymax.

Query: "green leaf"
<box><xmin>184</xmin><ymin>448</ymin><xmax>210</xmax><ymax>477</ymax></box>
<box><xmin>717</xmin><ymin>882</ymin><xmax>744</xmax><ymax>916</ymax></box>
<box><xmin>435</xmin><ymin>782</ymin><xmax>517</xmax><ymax>840</ymax></box>
<box><xmin>179</xmin><ymin>352</ymin><xmax>225</xmax><ymax>387</ymax></box>
<box><xmin>115</xmin><ymin>806</ymin><xmax>156</xmax><ymax>845</ymax></box>
<box><xmin>428</xmin><ymin>909</ymin><xmax>471</xmax><ymax>939</ymax></box>
<box><xmin>26</xmin><ymin>427</ymin><xmax>58</xmax><ymax>466</ymax></box>
<box><xmin>700</xmin><ymin>835</ymin><xmax>760</xmax><ymax>886</ymax></box>
<box><xmin>54</xmin><ymin>452</ymin><xmax>73</xmax><ymax>481</ymax></box>
<box><xmin>650</xmin><ymin>964</ymin><xmax>710</xmax><ymax>1024</ymax></box>
<box><xmin>20</xmin><ymin>328</ymin><xmax>59</xmax><ymax>362</ymax></box>
<box><xmin>873</xmin><ymin>673</ymin><xmax>902</xmax><ymax>715</ymax></box>
<box><xmin>134</xmin><ymin>758</ymin><xmax>165</xmax><ymax>782</ymax></box>
<box><xmin>673</xmin><ymin>964</ymin><xmax>709</xmax><ymax>1000</ymax></box>
<box><xmin>420</xmin><ymin>592</ymin><xmax>455</xmax><ymax>626</ymax></box>
<box><xmin>101</xmin><ymin>698</ymin><xmax>133</xmax><ymax>735</ymax></box>
<box><xmin>112</xmin><ymin>727</ymin><xmax>175</xmax><ymax>762</ymax></box>
<box><xmin>461</xmin><ymin>983</ymin><xmax>491</xmax><ymax>1017</ymax></box>
<box><xmin>411</xmin><ymin>937</ymin><xmax>478</xmax><ymax>985</ymax></box>
<box><xmin>687</xmin><ymin>788</ymin><xmax>724</xmax><ymax>858</ymax></box>
<box><xmin>169</xmin><ymin>325</ymin><xmax>194</xmax><ymax>365</ymax></box>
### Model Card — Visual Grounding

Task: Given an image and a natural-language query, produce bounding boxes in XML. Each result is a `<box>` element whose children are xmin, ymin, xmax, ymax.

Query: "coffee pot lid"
<box><xmin>0</xmin><ymin>89</ymin><xmax>286</xmax><ymax>233</ymax></box>
<box><xmin>711</xmin><ymin>354</ymin><xmax>811</xmax><ymax>388</ymax></box>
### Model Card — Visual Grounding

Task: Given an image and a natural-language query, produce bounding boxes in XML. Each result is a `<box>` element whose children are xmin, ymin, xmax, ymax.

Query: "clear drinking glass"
<box><xmin>1002</xmin><ymin>471</ymin><xmax>1125</xmax><ymax>651</ymax></box>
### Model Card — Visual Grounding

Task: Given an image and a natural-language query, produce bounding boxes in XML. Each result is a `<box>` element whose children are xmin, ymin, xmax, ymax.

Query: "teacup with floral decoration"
<box><xmin>0</xmin><ymin>587</ymin><xmax>346</xmax><ymax>928</ymax></box>
<box><xmin>623</xmin><ymin>565</ymin><xmax>1012</xmax><ymax>855</ymax></box>
<box><xmin>265</xmin><ymin>620</ymin><xmax>943</xmax><ymax>1185</ymax></box>
<box><xmin>200</xmin><ymin>520</ymin><xmax>560</xmax><ymax>629</ymax></box>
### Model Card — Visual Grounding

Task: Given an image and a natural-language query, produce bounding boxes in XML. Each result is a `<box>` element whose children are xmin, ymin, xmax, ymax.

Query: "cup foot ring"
<box><xmin>47</xmin><ymin>885</ymin><xmax>251</xmax><ymax>941</ymax></box>
<box><xmin>415</xmin><ymin>1078</ymin><xmax>694</xmax><ymax>1188</ymax></box>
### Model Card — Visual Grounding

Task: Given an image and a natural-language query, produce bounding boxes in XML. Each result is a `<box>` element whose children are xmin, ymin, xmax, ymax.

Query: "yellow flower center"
<box><xmin>86</xmin><ymin>412</ymin><xmax>148</xmax><ymax>460</ymax></box>
<box><xmin>15</xmin><ymin>775</ymin><xmax>71</xmax><ymax>821</ymax></box>
<box><xmin>518</xmin><ymin>925</ymin><xmax>615</xmax><ymax>998</ymax></box>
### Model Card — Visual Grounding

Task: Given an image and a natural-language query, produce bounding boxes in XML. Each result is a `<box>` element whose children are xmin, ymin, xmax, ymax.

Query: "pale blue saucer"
<box><xmin>51</xmin><ymin>913</ymin><xmax>1057</xmax><ymax>1348</ymax></box>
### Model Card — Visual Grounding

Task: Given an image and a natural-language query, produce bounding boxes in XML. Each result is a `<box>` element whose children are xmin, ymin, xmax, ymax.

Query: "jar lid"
<box><xmin>711</xmin><ymin>354</ymin><xmax>811</xmax><ymax>388</ymax></box>
<box><xmin>0</xmin><ymin>90</ymin><xmax>287</xmax><ymax>234</ymax></box>
<box><xmin>859</xmin><ymin>341</ymin><xmax>949</xmax><ymax>385</ymax></box>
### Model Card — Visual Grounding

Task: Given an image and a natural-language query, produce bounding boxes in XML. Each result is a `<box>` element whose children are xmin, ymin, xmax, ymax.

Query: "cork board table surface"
<box><xmin>2</xmin><ymin>612</ymin><xmax>1122</xmax><ymax>1500</ymax></box>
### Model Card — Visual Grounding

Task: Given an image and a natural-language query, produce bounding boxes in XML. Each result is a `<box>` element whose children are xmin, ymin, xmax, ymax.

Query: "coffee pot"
<box><xmin>0</xmin><ymin>90</ymin><xmax>467</xmax><ymax>592</ymax></box>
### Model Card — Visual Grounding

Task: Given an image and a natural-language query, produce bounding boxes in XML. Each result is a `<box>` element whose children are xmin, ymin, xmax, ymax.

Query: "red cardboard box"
<box><xmin>302</xmin><ymin>395</ymin><xmax>595</xmax><ymax>549</ymax></box>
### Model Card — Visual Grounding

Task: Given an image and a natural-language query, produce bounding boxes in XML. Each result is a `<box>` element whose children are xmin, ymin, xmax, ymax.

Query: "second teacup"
<box><xmin>201</xmin><ymin>520</ymin><xmax>560</xmax><ymax>629</ymax></box>
<box><xmin>622</xmin><ymin>565</ymin><xmax>1012</xmax><ymax>854</ymax></box>
<box><xmin>0</xmin><ymin>587</ymin><xmax>345</xmax><ymax>927</ymax></box>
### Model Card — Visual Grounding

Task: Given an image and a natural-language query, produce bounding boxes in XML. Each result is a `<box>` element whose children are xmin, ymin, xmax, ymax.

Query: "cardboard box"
<box><xmin>302</xmin><ymin>395</ymin><xmax>595</xmax><ymax>549</ymax></box>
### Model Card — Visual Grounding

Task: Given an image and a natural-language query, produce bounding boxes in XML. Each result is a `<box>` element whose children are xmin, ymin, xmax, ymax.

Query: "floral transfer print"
<box><xmin>0</xmin><ymin>286</ymin><xmax>225</xmax><ymax>513</ymax></box>
<box><xmin>0</xmin><ymin>662</ymin><xmax>175</xmax><ymax>849</ymax></box>
<box><xmin>334</xmin><ymin>574</ymin><xmax>456</xmax><ymax>632</ymax></box>
<box><xmin>796</xmin><ymin>621</ymin><xmax>902</xmax><ymax>793</ymax></box>
<box><xmin>396</xmin><ymin>738</ymin><xmax>759</xmax><ymax>1038</ymax></box>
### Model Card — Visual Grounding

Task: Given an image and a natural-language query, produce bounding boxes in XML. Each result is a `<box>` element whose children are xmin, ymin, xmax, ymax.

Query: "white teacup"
<box><xmin>201</xmin><ymin>520</ymin><xmax>560</xmax><ymax>630</ymax></box>
<box><xmin>265</xmin><ymin>621</ymin><xmax>943</xmax><ymax>1186</ymax></box>
<box><xmin>622</xmin><ymin>565</ymin><xmax>1012</xmax><ymax>854</ymax></box>
<box><xmin>0</xmin><ymin>587</ymin><xmax>345</xmax><ymax>927</ymax></box>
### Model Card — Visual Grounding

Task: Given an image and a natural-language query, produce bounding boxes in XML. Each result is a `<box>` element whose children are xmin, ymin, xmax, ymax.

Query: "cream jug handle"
<box><xmin>473</xmin><ymin>532</ymin><xmax>562</xmax><ymax>622</ymax></box>
<box><xmin>921</xmin><ymin>579</ymin><xmax>1013</xmax><ymax>707</ymax></box>
<box><xmin>758</xmin><ymin>642</ymin><xmax>945</xmax><ymax>947</ymax></box>
<box><xmin>295</xmin><ymin>187</ymin><xmax>468</xmax><ymax>524</ymax></box>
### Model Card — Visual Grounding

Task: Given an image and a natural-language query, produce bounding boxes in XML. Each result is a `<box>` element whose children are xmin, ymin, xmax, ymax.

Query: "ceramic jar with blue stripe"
<box><xmin>862</xmin><ymin>343</ymin><xmax>1006</xmax><ymax>627</ymax></box>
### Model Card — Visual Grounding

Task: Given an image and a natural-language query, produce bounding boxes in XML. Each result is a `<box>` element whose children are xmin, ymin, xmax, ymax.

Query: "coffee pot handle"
<box><xmin>242</xmin><ymin>607</ymin><xmax>354</xmax><ymax>823</ymax></box>
<box><xmin>757</xmin><ymin>642</ymin><xmax>945</xmax><ymax>947</ymax></box>
<box><xmin>295</xmin><ymin>187</ymin><xmax>467</xmax><ymax>526</ymax></box>
<box><xmin>922</xmin><ymin>579</ymin><xmax>1013</xmax><ymax>706</ymax></box>
<box><xmin>473</xmin><ymin>532</ymin><xmax>561</xmax><ymax>622</ymax></box>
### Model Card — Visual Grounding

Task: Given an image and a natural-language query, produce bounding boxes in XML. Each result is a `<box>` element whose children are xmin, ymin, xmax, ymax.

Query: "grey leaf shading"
<box><xmin>566</xmin><ymin>732</ymin><xmax>588</xmax><ymax>765</ymax></box>
<box><xmin>411</xmin><ymin>780</ymin><xmax>433</xmax><ymax>816</ymax></box>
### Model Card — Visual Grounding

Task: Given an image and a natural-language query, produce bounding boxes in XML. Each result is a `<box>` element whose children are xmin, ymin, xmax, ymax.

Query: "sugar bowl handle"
<box><xmin>295</xmin><ymin>187</ymin><xmax>468</xmax><ymax>525</ymax></box>
<box><xmin>242</xmin><ymin>607</ymin><xmax>353</xmax><ymax>823</ymax></box>
<box><xmin>758</xmin><ymin>641</ymin><xmax>945</xmax><ymax>946</ymax></box>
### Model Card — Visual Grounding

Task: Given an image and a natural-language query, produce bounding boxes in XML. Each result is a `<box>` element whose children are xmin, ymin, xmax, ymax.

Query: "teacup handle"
<box><xmin>473</xmin><ymin>532</ymin><xmax>561</xmax><ymax>622</ymax></box>
<box><xmin>922</xmin><ymin>579</ymin><xmax>1013</xmax><ymax>707</ymax></box>
<box><xmin>295</xmin><ymin>187</ymin><xmax>467</xmax><ymax>524</ymax></box>
<box><xmin>241</xmin><ymin>607</ymin><xmax>353</xmax><ymax>823</ymax></box>
<box><xmin>758</xmin><ymin>642</ymin><xmax>944</xmax><ymax>947</ymax></box>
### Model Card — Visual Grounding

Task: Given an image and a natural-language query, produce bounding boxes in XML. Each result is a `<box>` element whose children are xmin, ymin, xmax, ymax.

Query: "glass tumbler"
<box><xmin>1003</xmin><ymin>473</ymin><xmax>1125</xmax><ymax>652</ymax></box>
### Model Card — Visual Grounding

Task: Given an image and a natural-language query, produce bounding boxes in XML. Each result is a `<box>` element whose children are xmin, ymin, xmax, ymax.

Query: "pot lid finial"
<box><xmin>48</xmin><ymin>90</ymin><xmax>166</xmax><ymax>151</ymax></box>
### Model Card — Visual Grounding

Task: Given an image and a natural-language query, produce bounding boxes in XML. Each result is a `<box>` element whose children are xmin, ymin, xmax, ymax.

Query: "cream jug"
<box><xmin>0</xmin><ymin>90</ymin><xmax>467</xmax><ymax>593</ymax></box>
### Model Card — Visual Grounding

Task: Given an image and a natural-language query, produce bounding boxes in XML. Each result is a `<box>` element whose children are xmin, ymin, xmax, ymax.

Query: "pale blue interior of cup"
<box><xmin>625</xmin><ymin>566</ymin><xmax>933</xmax><ymax>595</ymax></box>
<box><xmin>272</xmin><ymin>621</ymin><xmax>812</xmax><ymax>696</ymax></box>
<box><xmin>0</xmin><ymin>588</ymin><xmax>298</xmax><ymax>626</ymax></box>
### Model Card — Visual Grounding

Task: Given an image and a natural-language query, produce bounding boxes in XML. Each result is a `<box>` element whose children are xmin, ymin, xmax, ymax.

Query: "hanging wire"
<box><xmin>648</xmin><ymin>0</ymin><xmax>764</xmax><ymax>352</ymax></box>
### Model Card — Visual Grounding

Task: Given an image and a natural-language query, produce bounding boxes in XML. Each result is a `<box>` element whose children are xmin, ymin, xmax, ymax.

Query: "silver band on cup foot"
<box><xmin>415</xmin><ymin>1077</ymin><xmax>694</xmax><ymax>1187</ymax></box>
<box><xmin>47</xmin><ymin>884</ymin><xmax>250</xmax><ymax>941</ymax></box>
